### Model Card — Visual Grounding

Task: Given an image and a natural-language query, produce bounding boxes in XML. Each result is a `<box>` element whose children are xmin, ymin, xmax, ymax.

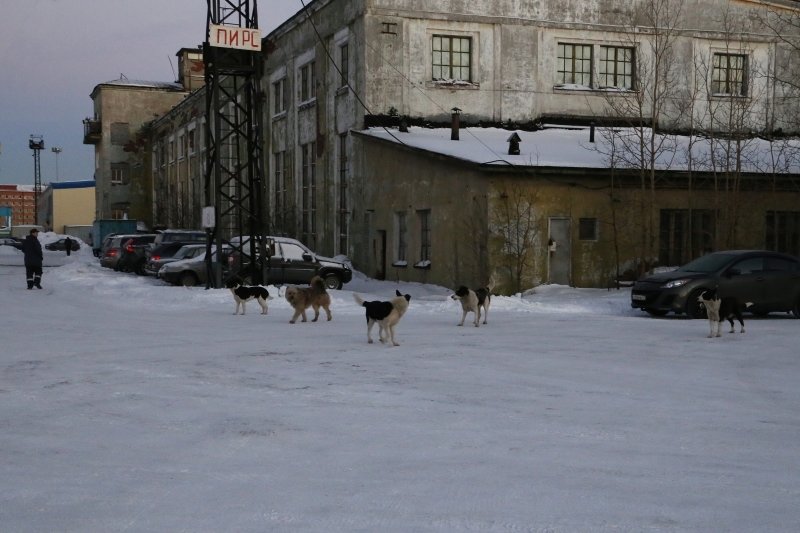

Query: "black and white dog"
<box><xmin>353</xmin><ymin>290</ymin><xmax>411</xmax><ymax>346</ymax></box>
<box><xmin>451</xmin><ymin>280</ymin><xmax>494</xmax><ymax>327</ymax></box>
<box><xmin>697</xmin><ymin>288</ymin><xmax>753</xmax><ymax>338</ymax></box>
<box><xmin>226</xmin><ymin>278</ymin><xmax>270</xmax><ymax>315</ymax></box>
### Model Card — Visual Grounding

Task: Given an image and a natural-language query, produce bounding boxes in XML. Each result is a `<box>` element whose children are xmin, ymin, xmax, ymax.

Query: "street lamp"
<box><xmin>51</xmin><ymin>146</ymin><xmax>63</xmax><ymax>181</ymax></box>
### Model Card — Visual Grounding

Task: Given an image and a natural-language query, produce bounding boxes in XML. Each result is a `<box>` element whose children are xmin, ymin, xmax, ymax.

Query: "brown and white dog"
<box><xmin>698</xmin><ymin>288</ymin><xmax>753</xmax><ymax>338</ymax></box>
<box><xmin>353</xmin><ymin>290</ymin><xmax>411</xmax><ymax>346</ymax></box>
<box><xmin>451</xmin><ymin>279</ymin><xmax>495</xmax><ymax>327</ymax></box>
<box><xmin>284</xmin><ymin>275</ymin><xmax>332</xmax><ymax>324</ymax></box>
<box><xmin>226</xmin><ymin>278</ymin><xmax>270</xmax><ymax>315</ymax></box>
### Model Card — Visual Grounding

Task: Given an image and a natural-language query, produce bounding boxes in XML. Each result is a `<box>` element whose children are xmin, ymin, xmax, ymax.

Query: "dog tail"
<box><xmin>486</xmin><ymin>273</ymin><xmax>497</xmax><ymax>293</ymax></box>
<box><xmin>310</xmin><ymin>275</ymin><xmax>327</xmax><ymax>293</ymax></box>
<box><xmin>353</xmin><ymin>293</ymin><xmax>366</xmax><ymax>307</ymax></box>
<box><xmin>744</xmin><ymin>302</ymin><xmax>754</xmax><ymax>308</ymax></box>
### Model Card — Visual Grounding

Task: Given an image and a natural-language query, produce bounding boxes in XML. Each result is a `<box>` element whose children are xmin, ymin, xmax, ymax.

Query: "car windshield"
<box><xmin>677</xmin><ymin>253</ymin><xmax>736</xmax><ymax>273</ymax></box>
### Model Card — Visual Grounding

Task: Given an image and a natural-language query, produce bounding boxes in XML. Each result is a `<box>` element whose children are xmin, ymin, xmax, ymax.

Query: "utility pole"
<box><xmin>29</xmin><ymin>135</ymin><xmax>44</xmax><ymax>224</ymax></box>
<box><xmin>203</xmin><ymin>0</ymin><xmax>267</xmax><ymax>287</ymax></box>
<box><xmin>51</xmin><ymin>146</ymin><xmax>63</xmax><ymax>181</ymax></box>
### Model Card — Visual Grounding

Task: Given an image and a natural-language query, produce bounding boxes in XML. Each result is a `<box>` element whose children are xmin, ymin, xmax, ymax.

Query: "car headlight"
<box><xmin>662</xmin><ymin>279</ymin><xmax>690</xmax><ymax>289</ymax></box>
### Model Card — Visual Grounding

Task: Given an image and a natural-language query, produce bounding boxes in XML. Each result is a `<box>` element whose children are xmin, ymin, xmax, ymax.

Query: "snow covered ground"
<box><xmin>1</xmin><ymin>239</ymin><xmax>799</xmax><ymax>532</ymax></box>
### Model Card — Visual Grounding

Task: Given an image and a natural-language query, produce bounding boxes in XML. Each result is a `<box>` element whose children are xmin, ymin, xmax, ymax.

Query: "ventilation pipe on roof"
<box><xmin>590</xmin><ymin>122</ymin><xmax>596</xmax><ymax>143</ymax></box>
<box><xmin>507</xmin><ymin>132</ymin><xmax>521</xmax><ymax>155</ymax></box>
<box><xmin>450</xmin><ymin>107</ymin><xmax>461</xmax><ymax>140</ymax></box>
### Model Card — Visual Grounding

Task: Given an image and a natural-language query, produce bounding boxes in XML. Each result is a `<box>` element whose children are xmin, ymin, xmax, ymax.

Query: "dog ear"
<box><xmin>396</xmin><ymin>289</ymin><xmax>402</xmax><ymax>297</ymax></box>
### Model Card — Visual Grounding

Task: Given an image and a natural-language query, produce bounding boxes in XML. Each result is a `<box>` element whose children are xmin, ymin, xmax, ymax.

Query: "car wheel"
<box><xmin>323</xmin><ymin>273</ymin><xmax>342</xmax><ymax>290</ymax></box>
<box><xmin>793</xmin><ymin>296</ymin><xmax>800</xmax><ymax>319</ymax></box>
<box><xmin>134</xmin><ymin>260</ymin><xmax>147</xmax><ymax>276</ymax></box>
<box><xmin>180</xmin><ymin>272</ymin><xmax>199</xmax><ymax>287</ymax></box>
<box><xmin>686</xmin><ymin>289</ymin><xmax>708</xmax><ymax>319</ymax></box>
<box><xmin>645</xmin><ymin>308</ymin><xmax>669</xmax><ymax>317</ymax></box>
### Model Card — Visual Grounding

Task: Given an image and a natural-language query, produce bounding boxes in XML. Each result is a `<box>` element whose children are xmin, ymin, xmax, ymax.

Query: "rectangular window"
<box><xmin>300</xmin><ymin>61</ymin><xmax>316</xmax><ymax>102</ymax></box>
<box><xmin>766</xmin><ymin>211</ymin><xmax>800</xmax><ymax>257</ymax></box>
<box><xmin>272</xmin><ymin>78</ymin><xmax>287</xmax><ymax>114</ymax></box>
<box><xmin>557</xmin><ymin>43</ymin><xmax>593</xmax><ymax>86</ymax></box>
<box><xmin>395</xmin><ymin>211</ymin><xmax>407</xmax><ymax>263</ymax></box>
<box><xmin>177</xmin><ymin>133</ymin><xmax>185</xmax><ymax>160</ymax></box>
<box><xmin>188</xmin><ymin>128</ymin><xmax>196</xmax><ymax>155</ymax></box>
<box><xmin>578</xmin><ymin>218</ymin><xmax>598</xmax><ymax>241</ymax></box>
<box><xmin>339</xmin><ymin>43</ymin><xmax>349</xmax><ymax>88</ymax></box>
<box><xmin>712</xmin><ymin>53</ymin><xmax>747</xmax><ymax>96</ymax></box>
<box><xmin>659</xmin><ymin>209</ymin><xmax>716</xmax><ymax>266</ymax></box>
<box><xmin>274</xmin><ymin>151</ymin><xmax>286</xmax><ymax>232</ymax></box>
<box><xmin>418</xmin><ymin>209</ymin><xmax>431</xmax><ymax>262</ymax></box>
<box><xmin>301</xmin><ymin>142</ymin><xmax>316</xmax><ymax>246</ymax></box>
<box><xmin>110</xmin><ymin>163</ymin><xmax>128</xmax><ymax>185</ymax></box>
<box><xmin>338</xmin><ymin>134</ymin><xmax>349</xmax><ymax>255</ymax></box>
<box><xmin>599</xmin><ymin>46</ymin><xmax>634</xmax><ymax>89</ymax></box>
<box><xmin>432</xmin><ymin>35</ymin><xmax>472</xmax><ymax>82</ymax></box>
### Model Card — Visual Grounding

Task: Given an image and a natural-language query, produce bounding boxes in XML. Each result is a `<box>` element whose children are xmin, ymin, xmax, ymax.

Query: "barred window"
<box><xmin>557</xmin><ymin>43</ymin><xmax>593</xmax><ymax>86</ymax></box>
<box><xmin>432</xmin><ymin>35</ymin><xmax>472</xmax><ymax>82</ymax></box>
<box><xmin>599</xmin><ymin>46</ymin><xmax>634</xmax><ymax>89</ymax></box>
<box><xmin>712</xmin><ymin>53</ymin><xmax>747</xmax><ymax>96</ymax></box>
<box><xmin>418</xmin><ymin>209</ymin><xmax>431</xmax><ymax>262</ymax></box>
<box><xmin>395</xmin><ymin>211</ymin><xmax>407</xmax><ymax>262</ymax></box>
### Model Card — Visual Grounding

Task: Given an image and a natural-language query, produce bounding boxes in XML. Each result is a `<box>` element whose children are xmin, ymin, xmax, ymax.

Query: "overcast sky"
<box><xmin>0</xmin><ymin>0</ymin><xmax>303</xmax><ymax>186</ymax></box>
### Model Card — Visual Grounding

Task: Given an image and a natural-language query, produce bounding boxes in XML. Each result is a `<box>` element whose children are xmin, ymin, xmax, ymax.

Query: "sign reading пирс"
<box><xmin>209</xmin><ymin>24</ymin><xmax>261</xmax><ymax>51</ymax></box>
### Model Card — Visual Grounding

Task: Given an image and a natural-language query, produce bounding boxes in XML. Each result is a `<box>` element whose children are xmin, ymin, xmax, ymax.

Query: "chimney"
<box><xmin>450</xmin><ymin>107</ymin><xmax>461</xmax><ymax>140</ymax></box>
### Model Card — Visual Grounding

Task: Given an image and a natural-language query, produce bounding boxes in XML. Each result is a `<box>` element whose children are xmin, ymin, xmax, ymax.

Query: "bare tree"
<box><xmin>599</xmin><ymin>0</ymin><xmax>685</xmax><ymax>273</ymax></box>
<box><xmin>489</xmin><ymin>181</ymin><xmax>539</xmax><ymax>294</ymax></box>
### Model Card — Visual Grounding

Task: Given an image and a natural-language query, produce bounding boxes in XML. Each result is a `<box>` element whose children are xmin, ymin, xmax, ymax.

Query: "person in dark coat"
<box><xmin>22</xmin><ymin>228</ymin><xmax>43</xmax><ymax>289</ymax></box>
<box><xmin>64</xmin><ymin>236</ymin><xmax>73</xmax><ymax>256</ymax></box>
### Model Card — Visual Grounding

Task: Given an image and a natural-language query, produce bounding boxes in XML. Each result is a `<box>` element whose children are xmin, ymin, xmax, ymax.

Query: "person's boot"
<box><xmin>34</xmin><ymin>277</ymin><xmax>42</xmax><ymax>289</ymax></box>
<box><xmin>27</xmin><ymin>281</ymin><xmax>33</xmax><ymax>290</ymax></box>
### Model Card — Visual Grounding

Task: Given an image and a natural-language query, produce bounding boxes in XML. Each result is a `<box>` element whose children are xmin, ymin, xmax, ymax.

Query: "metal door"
<box><xmin>548</xmin><ymin>218</ymin><xmax>571</xmax><ymax>285</ymax></box>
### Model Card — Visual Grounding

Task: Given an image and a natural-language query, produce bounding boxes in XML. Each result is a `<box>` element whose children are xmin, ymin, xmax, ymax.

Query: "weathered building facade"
<box><xmin>83</xmin><ymin>48</ymin><xmax>203</xmax><ymax>227</ymax></box>
<box><xmin>138</xmin><ymin>0</ymin><xmax>800</xmax><ymax>289</ymax></box>
<box><xmin>261</xmin><ymin>0</ymin><xmax>799</xmax><ymax>289</ymax></box>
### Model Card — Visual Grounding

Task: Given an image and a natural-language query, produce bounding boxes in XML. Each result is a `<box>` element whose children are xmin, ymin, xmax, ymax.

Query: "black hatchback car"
<box><xmin>631</xmin><ymin>250</ymin><xmax>800</xmax><ymax>318</ymax></box>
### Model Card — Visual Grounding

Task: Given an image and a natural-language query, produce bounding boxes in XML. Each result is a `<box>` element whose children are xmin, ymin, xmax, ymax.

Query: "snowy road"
<box><xmin>1</xmin><ymin>259</ymin><xmax>799</xmax><ymax>532</ymax></box>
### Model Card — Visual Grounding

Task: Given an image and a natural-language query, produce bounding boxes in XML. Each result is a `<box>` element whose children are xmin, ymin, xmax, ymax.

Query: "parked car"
<box><xmin>159</xmin><ymin>247</ymin><xmax>233</xmax><ymax>287</ymax></box>
<box><xmin>0</xmin><ymin>237</ymin><xmax>24</xmax><ymax>250</ymax></box>
<box><xmin>144</xmin><ymin>243</ymin><xmax>206</xmax><ymax>277</ymax></box>
<box><xmin>45</xmin><ymin>237</ymin><xmax>81</xmax><ymax>252</ymax></box>
<box><xmin>149</xmin><ymin>229</ymin><xmax>206</xmax><ymax>252</ymax></box>
<box><xmin>228</xmin><ymin>235</ymin><xmax>352</xmax><ymax>289</ymax></box>
<box><xmin>100</xmin><ymin>234</ymin><xmax>155</xmax><ymax>271</ymax></box>
<box><xmin>116</xmin><ymin>234</ymin><xmax>157</xmax><ymax>274</ymax></box>
<box><xmin>631</xmin><ymin>250</ymin><xmax>800</xmax><ymax>318</ymax></box>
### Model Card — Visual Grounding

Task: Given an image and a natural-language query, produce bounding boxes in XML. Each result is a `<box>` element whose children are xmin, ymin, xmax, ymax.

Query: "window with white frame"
<box><xmin>432</xmin><ymin>35</ymin><xmax>472</xmax><ymax>82</ymax></box>
<box><xmin>299</xmin><ymin>61</ymin><xmax>316</xmax><ymax>102</ymax></box>
<box><xmin>394</xmin><ymin>211</ymin><xmax>407</xmax><ymax>264</ymax></box>
<box><xmin>110</xmin><ymin>163</ymin><xmax>128</xmax><ymax>185</ymax></box>
<box><xmin>557</xmin><ymin>43</ymin><xmax>593</xmax><ymax>86</ymax></box>
<box><xmin>598</xmin><ymin>45</ymin><xmax>634</xmax><ymax>89</ymax></box>
<box><xmin>273</xmin><ymin>77</ymin><xmax>287</xmax><ymax>114</ymax></box>
<box><xmin>301</xmin><ymin>142</ymin><xmax>316</xmax><ymax>246</ymax></box>
<box><xmin>712</xmin><ymin>53</ymin><xmax>747</xmax><ymax>96</ymax></box>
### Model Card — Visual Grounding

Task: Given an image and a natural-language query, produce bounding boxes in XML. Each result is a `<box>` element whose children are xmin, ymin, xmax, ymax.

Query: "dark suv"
<box><xmin>115</xmin><ymin>234</ymin><xmax>157</xmax><ymax>274</ymax></box>
<box><xmin>631</xmin><ymin>250</ymin><xmax>800</xmax><ymax>318</ymax></box>
<box><xmin>229</xmin><ymin>236</ymin><xmax>352</xmax><ymax>289</ymax></box>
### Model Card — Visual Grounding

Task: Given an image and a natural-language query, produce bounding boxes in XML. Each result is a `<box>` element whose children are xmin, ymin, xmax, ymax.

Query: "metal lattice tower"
<box><xmin>204</xmin><ymin>0</ymin><xmax>267</xmax><ymax>287</ymax></box>
<box><xmin>29</xmin><ymin>135</ymin><xmax>45</xmax><ymax>225</ymax></box>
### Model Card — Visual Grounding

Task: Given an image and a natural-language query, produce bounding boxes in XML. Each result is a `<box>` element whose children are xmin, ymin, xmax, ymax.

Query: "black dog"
<box><xmin>697</xmin><ymin>288</ymin><xmax>753</xmax><ymax>337</ymax></box>
<box><xmin>226</xmin><ymin>278</ymin><xmax>270</xmax><ymax>315</ymax></box>
<box><xmin>353</xmin><ymin>290</ymin><xmax>411</xmax><ymax>346</ymax></box>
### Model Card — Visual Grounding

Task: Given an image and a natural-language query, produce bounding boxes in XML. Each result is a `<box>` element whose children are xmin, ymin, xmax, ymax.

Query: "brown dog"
<box><xmin>284</xmin><ymin>275</ymin><xmax>332</xmax><ymax>324</ymax></box>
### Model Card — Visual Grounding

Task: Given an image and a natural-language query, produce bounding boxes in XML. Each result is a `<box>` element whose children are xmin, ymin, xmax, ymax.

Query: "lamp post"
<box><xmin>51</xmin><ymin>146</ymin><xmax>63</xmax><ymax>181</ymax></box>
